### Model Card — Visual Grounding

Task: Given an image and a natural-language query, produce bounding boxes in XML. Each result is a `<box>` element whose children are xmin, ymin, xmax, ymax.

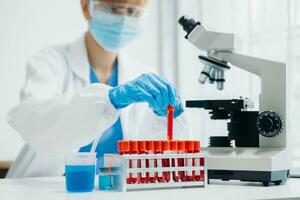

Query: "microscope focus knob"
<box><xmin>256</xmin><ymin>111</ymin><xmax>283</xmax><ymax>137</ymax></box>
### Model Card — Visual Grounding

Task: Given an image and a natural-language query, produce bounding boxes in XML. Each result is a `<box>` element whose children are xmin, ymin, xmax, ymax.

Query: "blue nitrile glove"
<box><xmin>109</xmin><ymin>73</ymin><xmax>183</xmax><ymax>118</ymax></box>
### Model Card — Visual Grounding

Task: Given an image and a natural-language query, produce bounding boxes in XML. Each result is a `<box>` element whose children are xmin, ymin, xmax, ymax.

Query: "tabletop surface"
<box><xmin>1</xmin><ymin>177</ymin><xmax>300</xmax><ymax>200</ymax></box>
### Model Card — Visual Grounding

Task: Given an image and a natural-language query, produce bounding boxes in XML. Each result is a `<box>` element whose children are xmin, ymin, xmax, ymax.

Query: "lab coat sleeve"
<box><xmin>6</xmin><ymin>48</ymin><xmax>119</xmax><ymax>155</ymax></box>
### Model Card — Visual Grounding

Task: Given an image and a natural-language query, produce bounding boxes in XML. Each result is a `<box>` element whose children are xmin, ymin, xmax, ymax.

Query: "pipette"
<box><xmin>167</xmin><ymin>106</ymin><xmax>175</xmax><ymax>140</ymax></box>
<box><xmin>91</xmin><ymin>127</ymin><xmax>105</xmax><ymax>153</ymax></box>
<box><xmin>90</xmin><ymin>141</ymin><xmax>98</xmax><ymax>153</ymax></box>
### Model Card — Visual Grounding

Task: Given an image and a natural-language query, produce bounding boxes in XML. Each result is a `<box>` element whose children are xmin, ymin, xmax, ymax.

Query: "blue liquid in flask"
<box><xmin>65</xmin><ymin>165</ymin><xmax>95</xmax><ymax>192</ymax></box>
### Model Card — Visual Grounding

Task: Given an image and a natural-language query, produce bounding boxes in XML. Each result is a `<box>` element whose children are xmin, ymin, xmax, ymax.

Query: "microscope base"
<box><xmin>203</xmin><ymin>147</ymin><xmax>290</xmax><ymax>186</ymax></box>
<box><xmin>208</xmin><ymin>169</ymin><xmax>289</xmax><ymax>186</ymax></box>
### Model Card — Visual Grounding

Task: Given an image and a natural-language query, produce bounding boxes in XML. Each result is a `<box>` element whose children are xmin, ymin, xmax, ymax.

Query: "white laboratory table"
<box><xmin>1</xmin><ymin>177</ymin><xmax>300</xmax><ymax>200</ymax></box>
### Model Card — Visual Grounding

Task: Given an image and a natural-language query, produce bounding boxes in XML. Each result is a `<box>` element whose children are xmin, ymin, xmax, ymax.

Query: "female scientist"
<box><xmin>6</xmin><ymin>0</ymin><xmax>188</xmax><ymax>177</ymax></box>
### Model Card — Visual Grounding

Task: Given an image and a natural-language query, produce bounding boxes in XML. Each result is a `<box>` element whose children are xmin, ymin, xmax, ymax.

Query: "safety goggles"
<box><xmin>89</xmin><ymin>0</ymin><xmax>148</xmax><ymax>18</ymax></box>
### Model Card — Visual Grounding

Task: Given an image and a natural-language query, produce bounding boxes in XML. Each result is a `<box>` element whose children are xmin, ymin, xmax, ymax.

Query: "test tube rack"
<box><xmin>104</xmin><ymin>153</ymin><xmax>207</xmax><ymax>192</ymax></box>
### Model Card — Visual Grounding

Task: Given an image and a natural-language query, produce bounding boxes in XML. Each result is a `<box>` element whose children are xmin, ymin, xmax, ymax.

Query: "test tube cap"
<box><xmin>194</xmin><ymin>140</ymin><xmax>200</xmax><ymax>152</ymax></box>
<box><xmin>177</xmin><ymin>140</ymin><xmax>186</xmax><ymax>151</ymax></box>
<box><xmin>122</xmin><ymin>140</ymin><xmax>130</xmax><ymax>152</ymax></box>
<box><xmin>138</xmin><ymin>141</ymin><xmax>146</xmax><ymax>152</ymax></box>
<box><xmin>167</xmin><ymin>106</ymin><xmax>175</xmax><ymax>111</ymax></box>
<box><xmin>154</xmin><ymin>140</ymin><xmax>162</xmax><ymax>151</ymax></box>
<box><xmin>146</xmin><ymin>140</ymin><xmax>155</xmax><ymax>151</ymax></box>
<box><xmin>185</xmin><ymin>140</ymin><xmax>195</xmax><ymax>152</ymax></box>
<box><xmin>170</xmin><ymin>140</ymin><xmax>178</xmax><ymax>151</ymax></box>
<box><xmin>130</xmin><ymin>141</ymin><xmax>138</xmax><ymax>152</ymax></box>
<box><xmin>162</xmin><ymin>140</ymin><xmax>171</xmax><ymax>151</ymax></box>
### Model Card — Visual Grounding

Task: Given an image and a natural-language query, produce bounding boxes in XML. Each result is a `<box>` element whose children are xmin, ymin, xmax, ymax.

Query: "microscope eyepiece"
<box><xmin>178</xmin><ymin>15</ymin><xmax>200</xmax><ymax>34</ymax></box>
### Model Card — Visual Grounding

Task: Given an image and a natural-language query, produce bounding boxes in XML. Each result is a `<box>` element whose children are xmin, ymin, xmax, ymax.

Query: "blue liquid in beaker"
<box><xmin>65</xmin><ymin>165</ymin><xmax>95</xmax><ymax>192</ymax></box>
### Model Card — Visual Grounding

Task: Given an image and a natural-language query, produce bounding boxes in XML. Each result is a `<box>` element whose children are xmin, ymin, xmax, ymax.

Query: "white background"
<box><xmin>0</xmin><ymin>0</ymin><xmax>300</xmax><ymax>170</ymax></box>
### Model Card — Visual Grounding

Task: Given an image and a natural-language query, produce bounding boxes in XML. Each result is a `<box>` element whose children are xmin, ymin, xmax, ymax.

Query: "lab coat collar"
<box><xmin>117</xmin><ymin>53</ymin><xmax>136</xmax><ymax>85</ymax></box>
<box><xmin>68</xmin><ymin>35</ymin><xmax>90</xmax><ymax>84</ymax></box>
<box><xmin>68</xmin><ymin>35</ymin><xmax>135</xmax><ymax>85</ymax></box>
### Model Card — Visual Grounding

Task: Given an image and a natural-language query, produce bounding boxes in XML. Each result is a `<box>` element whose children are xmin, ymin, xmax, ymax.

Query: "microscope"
<box><xmin>179</xmin><ymin>16</ymin><xmax>290</xmax><ymax>186</ymax></box>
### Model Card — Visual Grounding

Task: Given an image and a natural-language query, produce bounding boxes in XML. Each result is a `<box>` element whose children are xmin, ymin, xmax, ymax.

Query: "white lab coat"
<box><xmin>6</xmin><ymin>35</ymin><xmax>189</xmax><ymax>178</ymax></box>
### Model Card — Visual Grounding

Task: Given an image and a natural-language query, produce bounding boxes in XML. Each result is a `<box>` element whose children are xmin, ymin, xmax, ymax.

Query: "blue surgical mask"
<box><xmin>89</xmin><ymin>11</ymin><xmax>142</xmax><ymax>52</ymax></box>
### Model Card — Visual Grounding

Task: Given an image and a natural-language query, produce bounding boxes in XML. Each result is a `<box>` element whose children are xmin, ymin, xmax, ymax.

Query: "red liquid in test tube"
<box><xmin>167</xmin><ymin>106</ymin><xmax>175</xmax><ymax>140</ymax></box>
<box><xmin>193</xmin><ymin>141</ymin><xmax>201</xmax><ymax>181</ymax></box>
<box><xmin>146</xmin><ymin>141</ymin><xmax>156</xmax><ymax>183</ymax></box>
<box><xmin>185</xmin><ymin>141</ymin><xmax>195</xmax><ymax>181</ymax></box>
<box><xmin>155</xmin><ymin>141</ymin><xmax>164</xmax><ymax>183</ymax></box>
<box><xmin>130</xmin><ymin>141</ymin><xmax>138</xmax><ymax>184</ymax></box>
<box><xmin>118</xmin><ymin>141</ymin><xmax>131</xmax><ymax>184</ymax></box>
<box><xmin>177</xmin><ymin>141</ymin><xmax>186</xmax><ymax>182</ymax></box>
<box><xmin>162</xmin><ymin>141</ymin><xmax>171</xmax><ymax>182</ymax></box>
<box><xmin>200</xmin><ymin>157</ymin><xmax>205</xmax><ymax>181</ymax></box>
<box><xmin>138</xmin><ymin>141</ymin><xmax>147</xmax><ymax>183</ymax></box>
<box><xmin>170</xmin><ymin>141</ymin><xmax>180</xmax><ymax>182</ymax></box>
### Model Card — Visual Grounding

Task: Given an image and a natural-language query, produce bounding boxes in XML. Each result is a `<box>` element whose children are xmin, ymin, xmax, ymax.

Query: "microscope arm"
<box><xmin>210</xmin><ymin>51</ymin><xmax>288</xmax><ymax>148</ymax></box>
<box><xmin>211</xmin><ymin>51</ymin><xmax>285</xmax><ymax>77</ymax></box>
<box><xmin>183</xmin><ymin>17</ymin><xmax>285</xmax><ymax>76</ymax></box>
<box><xmin>187</xmin><ymin>21</ymin><xmax>285</xmax><ymax>76</ymax></box>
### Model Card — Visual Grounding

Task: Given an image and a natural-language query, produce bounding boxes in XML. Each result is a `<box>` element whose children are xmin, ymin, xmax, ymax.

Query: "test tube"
<box><xmin>193</xmin><ymin>141</ymin><xmax>201</xmax><ymax>181</ymax></box>
<box><xmin>146</xmin><ymin>141</ymin><xmax>156</xmax><ymax>183</ymax></box>
<box><xmin>200</xmin><ymin>156</ymin><xmax>205</xmax><ymax>181</ymax></box>
<box><xmin>162</xmin><ymin>141</ymin><xmax>171</xmax><ymax>182</ymax></box>
<box><xmin>177</xmin><ymin>141</ymin><xmax>186</xmax><ymax>182</ymax></box>
<box><xmin>118</xmin><ymin>141</ymin><xmax>131</xmax><ymax>184</ymax></box>
<box><xmin>130</xmin><ymin>141</ymin><xmax>138</xmax><ymax>184</ymax></box>
<box><xmin>170</xmin><ymin>140</ymin><xmax>180</xmax><ymax>182</ymax></box>
<box><xmin>138</xmin><ymin>141</ymin><xmax>147</xmax><ymax>183</ymax></box>
<box><xmin>185</xmin><ymin>141</ymin><xmax>195</xmax><ymax>181</ymax></box>
<box><xmin>155</xmin><ymin>140</ymin><xmax>164</xmax><ymax>183</ymax></box>
<box><xmin>167</xmin><ymin>106</ymin><xmax>175</xmax><ymax>140</ymax></box>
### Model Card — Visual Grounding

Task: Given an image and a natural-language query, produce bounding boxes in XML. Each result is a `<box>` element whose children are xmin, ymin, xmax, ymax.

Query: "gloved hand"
<box><xmin>108</xmin><ymin>73</ymin><xmax>184</xmax><ymax>118</ymax></box>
